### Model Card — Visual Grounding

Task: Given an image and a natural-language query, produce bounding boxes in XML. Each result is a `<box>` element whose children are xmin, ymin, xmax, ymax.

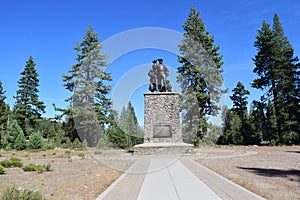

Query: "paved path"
<box><xmin>97</xmin><ymin>156</ymin><xmax>265</xmax><ymax>200</ymax></box>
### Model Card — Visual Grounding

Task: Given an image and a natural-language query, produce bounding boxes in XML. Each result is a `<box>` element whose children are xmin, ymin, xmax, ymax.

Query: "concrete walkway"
<box><xmin>97</xmin><ymin>156</ymin><xmax>265</xmax><ymax>200</ymax></box>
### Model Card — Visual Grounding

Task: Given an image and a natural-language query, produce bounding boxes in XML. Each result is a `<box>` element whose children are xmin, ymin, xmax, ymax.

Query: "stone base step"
<box><xmin>133</xmin><ymin>142</ymin><xmax>193</xmax><ymax>155</ymax></box>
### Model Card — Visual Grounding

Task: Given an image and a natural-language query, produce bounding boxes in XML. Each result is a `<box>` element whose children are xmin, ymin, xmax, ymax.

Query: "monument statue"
<box><xmin>148</xmin><ymin>58</ymin><xmax>172</xmax><ymax>92</ymax></box>
<box><xmin>133</xmin><ymin>59</ymin><xmax>193</xmax><ymax>154</ymax></box>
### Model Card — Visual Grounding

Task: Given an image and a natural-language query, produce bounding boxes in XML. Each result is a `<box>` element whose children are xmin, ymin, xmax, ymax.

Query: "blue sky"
<box><xmin>1</xmin><ymin>0</ymin><xmax>299</xmax><ymax>125</ymax></box>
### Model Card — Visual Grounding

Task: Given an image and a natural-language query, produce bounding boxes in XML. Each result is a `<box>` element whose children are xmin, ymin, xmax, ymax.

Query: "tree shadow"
<box><xmin>237</xmin><ymin>167</ymin><xmax>300</xmax><ymax>182</ymax></box>
<box><xmin>286</xmin><ymin>151</ymin><xmax>300</xmax><ymax>154</ymax></box>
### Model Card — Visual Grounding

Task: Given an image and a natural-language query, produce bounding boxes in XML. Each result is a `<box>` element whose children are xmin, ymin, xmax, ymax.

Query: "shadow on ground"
<box><xmin>237</xmin><ymin>167</ymin><xmax>300</xmax><ymax>182</ymax></box>
<box><xmin>286</xmin><ymin>150</ymin><xmax>300</xmax><ymax>154</ymax></box>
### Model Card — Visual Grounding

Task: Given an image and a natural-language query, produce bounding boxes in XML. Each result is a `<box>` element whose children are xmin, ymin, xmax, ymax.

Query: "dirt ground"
<box><xmin>0</xmin><ymin>146</ymin><xmax>299</xmax><ymax>200</ymax></box>
<box><xmin>0</xmin><ymin>148</ymin><xmax>135</xmax><ymax>200</ymax></box>
<box><xmin>195</xmin><ymin>146</ymin><xmax>300</xmax><ymax>200</ymax></box>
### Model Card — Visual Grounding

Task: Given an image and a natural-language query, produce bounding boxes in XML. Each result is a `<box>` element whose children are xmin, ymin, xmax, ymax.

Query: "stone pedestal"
<box><xmin>134</xmin><ymin>92</ymin><xmax>193</xmax><ymax>155</ymax></box>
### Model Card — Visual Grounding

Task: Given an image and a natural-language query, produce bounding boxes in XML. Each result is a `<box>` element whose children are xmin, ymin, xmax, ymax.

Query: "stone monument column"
<box><xmin>134</xmin><ymin>59</ymin><xmax>193</xmax><ymax>155</ymax></box>
<box><xmin>144</xmin><ymin>92</ymin><xmax>181</xmax><ymax>143</ymax></box>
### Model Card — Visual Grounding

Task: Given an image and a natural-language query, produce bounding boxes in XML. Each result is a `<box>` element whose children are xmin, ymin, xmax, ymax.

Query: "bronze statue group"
<box><xmin>148</xmin><ymin>58</ymin><xmax>172</xmax><ymax>92</ymax></box>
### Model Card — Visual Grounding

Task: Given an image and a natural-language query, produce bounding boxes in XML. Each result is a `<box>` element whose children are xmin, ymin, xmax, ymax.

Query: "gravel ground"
<box><xmin>0</xmin><ymin>148</ymin><xmax>134</xmax><ymax>200</ymax></box>
<box><xmin>0</xmin><ymin>146</ymin><xmax>299</xmax><ymax>200</ymax></box>
<box><xmin>195</xmin><ymin>146</ymin><xmax>300</xmax><ymax>200</ymax></box>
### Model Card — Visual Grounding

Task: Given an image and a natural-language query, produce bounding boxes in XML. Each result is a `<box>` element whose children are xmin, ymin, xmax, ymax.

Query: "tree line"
<box><xmin>217</xmin><ymin>14</ymin><xmax>300</xmax><ymax>145</ymax></box>
<box><xmin>0</xmin><ymin>6</ymin><xmax>299</xmax><ymax>151</ymax></box>
<box><xmin>0</xmin><ymin>25</ymin><xmax>143</xmax><ymax>150</ymax></box>
<box><xmin>178</xmin><ymin>7</ymin><xmax>299</xmax><ymax>146</ymax></box>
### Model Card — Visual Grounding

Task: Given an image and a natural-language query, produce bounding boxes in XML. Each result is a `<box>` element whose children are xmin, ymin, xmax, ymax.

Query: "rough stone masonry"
<box><xmin>143</xmin><ymin>92</ymin><xmax>182</xmax><ymax>143</ymax></box>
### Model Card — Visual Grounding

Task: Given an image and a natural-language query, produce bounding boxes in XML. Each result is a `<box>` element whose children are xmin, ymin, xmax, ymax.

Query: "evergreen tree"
<box><xmin>14</xmin><ymin>131</ymin><xmax>27</xmax><ymax>150</ymax></box>
<box><xmin>232</xmin><ymin>114</ymin><xmax>243</xmax><ymax>145</ymax></box>
<box><xmin>13</xmin><ymin>56</ymin><xmax>45</xmax><ymax>136</ymax></box>
<box><xmin>1</xmin><ymin>120</ymin><xmax>23</xmax><ymax>149</ymax></box>
<box><xmin>252</xmin><ymin>14</ymin><xmax>300</xmax><ymax>144</ymax></box>
<box><xmin>265</xmin><ymin>100</ymin><xmax>278</xmax><ymax>144</ymax></box>
<box><xmin>250</xmin><ymin>100</ymin><xmax>267</xmax><ymax>143</ymax></box>
<box><xmin>272</xmin><ymin>14</ymin><xmax>300</xmax><ymax>144</ymax></box>
<box><xmin>230</xmin><ymin>82</ymin><xmax>250</xmax><ymax>124</ymax></box>
<box><xmin>177</xmin><ymin>6</ymin><xmax>226</xmax><ymax>146</ymax></box>
<box><xmin>217</xmin><ymin>106</ymin><xmax>233</xmax><ymax>145</ymax></box>
<box><xmin>0</xmin><ymin>81</ymin><xmax>9</xmax><ymax>132</ymax></box>
<box><xmin>230</xmin><ymin>82</ymin><xmax>257</xmax><ymax>144</ymax></box>
<box><xmin>127</xmin><ymin>101</ymin><xmax>143</xmax><ymax>146</ymax></box>
<box><xmin>28</xmin><ymin>131</ymin><xmax>44</xmax><ymax>149</ymax></box>
<box><xmin>112</xmin><ymin>102</ymin><xmax>143</xmax><ymax>148</ymax></box>
<box><xmin>107</xmin><ymin>124</ymin><xmax>130</xmax><ymax>149</ymax></box>
<box><xmin>61</xmin><ymin>25</ymin><xmax>112</xmax><ymax>146</ymax></box>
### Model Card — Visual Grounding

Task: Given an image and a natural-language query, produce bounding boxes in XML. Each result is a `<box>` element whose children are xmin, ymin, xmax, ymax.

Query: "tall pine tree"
<box><xmin>177</xmin><ymin>6</ymin><xmax>226</xmax><ymax>146</ymax></box>
<box><xmin>13</xmin><ymin>56</ymin><xmax>45</xmax><ymax>136</ymax></box>
<box><xmin>272</xmin><ymin>14</ymin><xmax>300</xmax><ymax>143</ymax></box>
<box><xmin>252</xmin><ymin>14</ymin><xmax>300</xmax><ymax>144</ymax></box>
<box><xmin>61</xmin><ymin>25</ymin><xmax>112</xmax><ymax>146</ymax></box>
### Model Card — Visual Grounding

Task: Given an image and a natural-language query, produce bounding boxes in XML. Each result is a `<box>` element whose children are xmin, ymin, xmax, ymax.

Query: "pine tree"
<box><xmin>14</xmin><ymin>131</ymin><xmax>27</xmax><ymax>150</ymax></box>
<box><xmin>177</xmin><ymin>6</ymin><xmax>226</xmax><ymax>146</ymax></box>
<box><xmin>232</xmin><ymin>114</ymin><xmax>243</xmax><ymax>145</ymax></box>
<box><xmin>252</xmin><ymin>14</ymin><xmax>300</xmax><ymax>144</ymax></box>
<box><xmin>61</xmin><ymin>25</ymin><xmax>112</xmax><ymax>146</ymax></box>
<box><xmin>265</xmin><ymin>100</ymin><xmax>278</xmax><ymax>144</ymax></box>
<box><xmin>127</xmin><ymin>101</ymin><xmax>143</xmax><ymax>146</ymax></box>
<box><xmin>250</xmin><ymin>100</ymin><xmax>267</xmax><ymax>143</ymax></box>
<box><xmin>230</xmin><ymin>82</ymin><xmax>250</xmax><ymax>124</ymax></box>
<box><xmin>272</xmin><ymin>14</ymin><xmax>300</xmax><ymax>144</ymax></box>
<box><xmin>217</xmin><ymin>106</ymin><xmax>233</xmax><ymax>145</ymax></box>
<box><xmin>13</xmin><ymin>56</ymin><xmax>45</xmax><ymax>136</ymax></box>
<box><xmin>230</xmin><ymin>82</ymin><xmax>257</xmax><ymax>144</ymax></box>
<box><xmin>0</xmin><ymin>81</ymin><xmax>9</xmax><ymax>132</ymax></box>
<box><xmin>111</xmin><ymin>102</ymin><xmax>143</xmax><ymax>148</ymax></box>
<box><xmin>107</xmin><ymin>124</ymin><xmax>129</xmax><ymax>149</ymax></box>
<box><xmin>28</xmin><ymin>131</ymin><xmax>44</xmax><ymax>149</ymax></box>
<box><xmin>1</xmin><ymin>120</ymin><xmax>23</xmax><ymax>149</ymax></box>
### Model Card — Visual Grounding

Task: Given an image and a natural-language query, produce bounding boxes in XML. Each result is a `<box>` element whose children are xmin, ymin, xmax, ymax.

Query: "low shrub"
<box><xmin>77</xmin><ymin>153</ymin><xmax>85</xmax><ymax>159</ymax></box>
<box><xmin>42</xmin><ymin>142</ymin><xmax>55</xmax><ymax>150</ymax></box>
<box><xmin>0</xmin><ymin>165</ymin><xmax>6</xmax><ymax>174</ymax></box>
<box><xmin>10</xmin><ymin>157</ymin><xmax>23</xmax><ymax>167</ymax></box>
<box><xmin>22</xmin><ymin>163</ymin><xmax>52</xmax><ymax>173</ymax></box>
<box><xmin>22</xmin><ymin>163</ymin><xmax>44</xmax><ymax>173</ymax></box>
<box><xmin>0</xmin><ymin>157</ymin><xmax>23</xmax><ymax>168</ymax></box>
<box><xmin>0</xmin><ymin>160</ymin><xmax>12</xmax><ymax>168</ymax></box>
<box><xmin>64</xmin><ymin>150</ymin><xmax>72</xmax><ymax>158</ymax></box>
<box><xmin>0</xmin><ymin>186</ymin><xmax>46</xmax><ymax>200</ymax></box>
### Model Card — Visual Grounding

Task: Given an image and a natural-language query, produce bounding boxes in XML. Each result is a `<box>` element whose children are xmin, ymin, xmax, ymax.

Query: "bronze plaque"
<box><xmin>153</xmin><ymin>125</ymin><xmax>171</xmax><ymax>138</ymax></box>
